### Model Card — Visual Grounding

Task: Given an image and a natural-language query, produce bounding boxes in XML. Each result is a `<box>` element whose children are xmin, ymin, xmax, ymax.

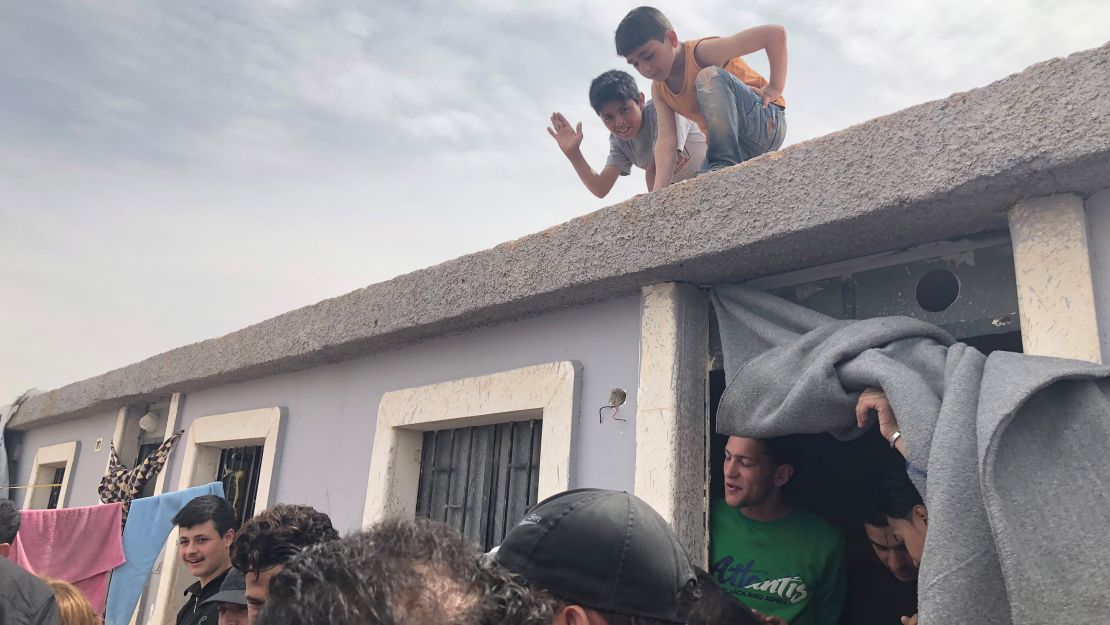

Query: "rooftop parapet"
<box><xmin>12</xmin><ymin>42</ymin><xmax>1110</xmax><ymax>429</ymax></box>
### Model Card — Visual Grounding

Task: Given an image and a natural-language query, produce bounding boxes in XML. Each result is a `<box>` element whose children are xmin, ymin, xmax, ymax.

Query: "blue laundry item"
<box><xmin>104</xmin><ymin>482</ymin><xmax>225</xmax><ymax>625</ymax></box>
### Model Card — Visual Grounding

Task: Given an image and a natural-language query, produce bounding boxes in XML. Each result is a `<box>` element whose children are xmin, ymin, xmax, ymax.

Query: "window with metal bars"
<box><xmin>45</xmin><ymin>467</ymin><xmax>65</xmax><ymax>509</ymax></box>
<box><xmin>218</xmin><ymin>445</ymin><xmax>264</xmax><ymax>526</ymax></box>
<box><xmin>415</xmin><ymin>420</ymin><xmax>542</xmax><ymax>551</ymax></box>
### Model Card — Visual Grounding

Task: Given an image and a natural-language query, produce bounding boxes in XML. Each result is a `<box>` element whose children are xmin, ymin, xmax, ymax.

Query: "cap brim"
<box><xmin>202</xmin><ymin>590</ymin><xmax>247</xmax><ymax>606</ymax></box>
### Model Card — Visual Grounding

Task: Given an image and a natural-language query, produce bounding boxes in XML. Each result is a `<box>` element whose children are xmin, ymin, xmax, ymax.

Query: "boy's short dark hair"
<box><xmin>874</xmin><ymin>465</ymin><xmax>924</xmax><ymax>521</ymax></box>
<box><xmin>615</xmin><ymin>6</ymin><xmax>673</xmax><ymax>57</ymax></box>
<box><xmin>760</xmin><ymin>436</ymin><xmax>795</xmax><ymax>469</ymax></box>
<box><xmin>0</xmin><ymin>499</ymin><xmax>20</xmax><ymax>544</ymax></box>
<box><xmin>172</xmin><ymin>495</ymin><xmax>239</xmax><ymax>536</ymax></box>
<box><xmin>231</xmin><ymin>504</ymin><xmax>339</xmax><ymax>573</ymax></box>
<box><xmin>588</xmin><ymin>70</ymin><xmax>641</xmax><ymax>114</ymax></box>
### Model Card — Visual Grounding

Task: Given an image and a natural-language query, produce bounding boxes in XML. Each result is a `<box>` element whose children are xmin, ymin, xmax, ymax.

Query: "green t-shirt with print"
<box><xmin>710</xmin><ymin>498</ymin><xmax>847</xmax><ymax>625</ymax></box>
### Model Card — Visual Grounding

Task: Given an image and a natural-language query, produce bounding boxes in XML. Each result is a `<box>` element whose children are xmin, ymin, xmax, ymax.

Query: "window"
<box><xmin>218</xmin><ymin>445</ymin><xmax>264</xmax><ymax>526</ymax></box>
<box><xmin>45</xmin><ymin>467</ymin><xmax>66</xmax><ymax>510</ymax></box>
<box><xmin>416</xmin><ymin>421</ymin><xmax>541</xmax><ymax>550</ymax></box>
<box><xmin>363</xmin><ymin>361</ymin><xmax>579</xmax><ymax>527</ymax></box>
<box><xmin>22</xmin><ymin>441</ymin><xmax>77</xmax><ymax>510</ymax></box>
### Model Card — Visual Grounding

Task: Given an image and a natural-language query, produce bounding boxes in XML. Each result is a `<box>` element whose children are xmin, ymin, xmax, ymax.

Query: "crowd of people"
<box><xmin>0</xmin><ymin>384</ymin><xmax>927</xmax><ymax>625</ymax></box>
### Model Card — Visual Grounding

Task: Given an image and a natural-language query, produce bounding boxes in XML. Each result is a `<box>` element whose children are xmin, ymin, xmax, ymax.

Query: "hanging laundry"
<box><xmin>104</xmin><ymin>481</ymin><xmax>225</xmax><ymax>625</ymax></box>
<box><xmin>10</xmin><ymin>502</ymin><xmax>126</xmax><ymax>615</ymax></box>
<box><xmin>99</xmin><ymin>430</ymin><xmax>183</xmax><ymax>522</ymax></box>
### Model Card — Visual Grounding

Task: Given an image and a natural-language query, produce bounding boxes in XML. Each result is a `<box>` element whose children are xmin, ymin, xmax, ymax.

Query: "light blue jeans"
<box><xmin>695</xmin><ymin>66</ymin><xmax>786</xmax><ymax>170</ymax></box>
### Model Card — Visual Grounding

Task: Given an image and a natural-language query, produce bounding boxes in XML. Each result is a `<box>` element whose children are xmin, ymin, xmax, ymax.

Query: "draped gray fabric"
<box><xmin>710</xmin><ymin>284</ymin><xmax>1110</xmax><ymax>625</ymax></box>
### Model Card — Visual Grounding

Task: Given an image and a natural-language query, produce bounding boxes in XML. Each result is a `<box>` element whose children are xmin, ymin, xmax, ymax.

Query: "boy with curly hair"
<box><xmin>230</xmin><ymin>504</ymin><xmax>339</xmax><ymax>624</ymax></box>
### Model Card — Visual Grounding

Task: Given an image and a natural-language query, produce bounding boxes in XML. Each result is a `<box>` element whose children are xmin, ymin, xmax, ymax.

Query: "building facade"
<box><xmin>5</xmin><ymin>43</ymin><xmax>1110</xmax><ymax>624</ymax></box>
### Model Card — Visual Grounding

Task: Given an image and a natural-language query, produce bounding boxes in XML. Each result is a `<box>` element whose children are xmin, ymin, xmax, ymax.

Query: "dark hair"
<box><xmin>588</xmin><ymin>70</ymin><xmax>641</xmax><ymax>114</ymax></box>
<box><xmin>857</xmin><ymin>450</ymin><xmax>912</xmax><ymax>527</ymax></box>
<box><xmin>856</xmin><ymin>479</ymin><xmax>889</xmax><ymax>527</ymax></box>
<box><xmin>688</xmin><ymin>568</ymin><xmax>761</xmax><ymax>625</ymax></box>
<box><xmin>0</xmin><ymin>499</ymin><xmax>20</xmax><ymax>544</ymax></box>
<box><xmin>874</xmin><ymin>465</ymin><xmax>924</xmax><ymax>521</ymax></box>
<box><xmin>760</xmin><ymin>437</ymin><xmax>794</xmax><ymax>468</ymax></box>
<box><xmin>231</xmin><ymin>504</ymin><xmax>339</xmax><ymax>573</ymax></box>
<box><xmin>257</xmin><ymin>518</ymin><xmax>554</xmax><ymax>625</ymax></box>
<box><xmin>615</xmin><ymin>7</ymin><xmax>673</xmax><ymax>57</ymax></box>
<box><xmin>171</xmin><ymin>495</ymin><xmax>239</xmax><ymax>535</ymax></box>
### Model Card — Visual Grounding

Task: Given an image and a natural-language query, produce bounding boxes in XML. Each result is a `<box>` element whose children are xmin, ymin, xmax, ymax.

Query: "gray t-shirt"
<box><xmin>605</xmin><ymin>100</ymin><xmax>705</xmax><ymax>179</ymax></box>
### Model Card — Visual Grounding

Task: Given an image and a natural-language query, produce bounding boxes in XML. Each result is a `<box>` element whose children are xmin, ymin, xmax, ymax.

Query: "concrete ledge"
<box><xmin>13</xmin><ymin>42</ymin><xmax>1110</xmax><ymax>429</ymax></box>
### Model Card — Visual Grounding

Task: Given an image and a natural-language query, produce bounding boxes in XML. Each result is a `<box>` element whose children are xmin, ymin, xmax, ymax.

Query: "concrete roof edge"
<box><xmin>11</xmin><ymin>42</ymin><xmax>1110</xmax><ymax>430</ymax></box>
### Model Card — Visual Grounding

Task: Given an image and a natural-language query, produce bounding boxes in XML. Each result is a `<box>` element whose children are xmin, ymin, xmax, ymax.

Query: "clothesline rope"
<box><xmin>5</xmin><ymin>482</ymin><xmax>64</xmax><ymax>490</ymax></box>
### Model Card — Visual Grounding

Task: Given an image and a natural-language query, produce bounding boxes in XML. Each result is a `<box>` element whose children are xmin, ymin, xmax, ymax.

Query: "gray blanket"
<box><xmin>711</xmin><ymin>285</ymin><xmax>1110</xmax><ymax>625</ymax></box>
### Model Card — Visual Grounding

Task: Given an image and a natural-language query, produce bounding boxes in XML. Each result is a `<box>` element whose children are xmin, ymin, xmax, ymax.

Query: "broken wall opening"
<box><xmin>705</xmin><ymin>235</ymin><xmax>1022</xmax><ymax>623</ymax></box>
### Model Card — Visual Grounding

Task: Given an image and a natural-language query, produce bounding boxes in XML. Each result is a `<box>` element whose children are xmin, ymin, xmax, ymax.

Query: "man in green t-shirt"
<box><xmin>710</xmin><ymin>436</ymin><xmax>847</xmax><ymax>625</ymax></box>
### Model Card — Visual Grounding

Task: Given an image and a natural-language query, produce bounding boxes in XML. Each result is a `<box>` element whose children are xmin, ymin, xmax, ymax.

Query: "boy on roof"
<box><xmin>548</xmin><ymin>69</ymin><xmax>705</xmax><ymax>197</ymax></box>
<box><xmin>615</xmin><ymin>6</ymin><xmax>788</xmax><ymax>190</ymax></box>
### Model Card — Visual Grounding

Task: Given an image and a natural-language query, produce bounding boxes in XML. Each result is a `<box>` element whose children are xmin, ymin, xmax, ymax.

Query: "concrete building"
<box><xmin>5</xmin><ymin>43</ymin><xmax>1109</xmax><ymax>625</ymax></box>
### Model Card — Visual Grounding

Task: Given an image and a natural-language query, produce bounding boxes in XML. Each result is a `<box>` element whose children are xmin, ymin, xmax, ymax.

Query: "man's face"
<box><xmin>624</xmin><ymin>33</ymin><xmax>679</xmax><ymax>82</ymax></box>
<box><xmin>722</xmin><ymin>437</ymin><xmax>786</xmax><ymax>509</ymax></box>
<box><xmin>887</xmin><ymin>507</ymin><xmax>928</xmax><ymax>567</ymax></box>
<box><xmin>597</xmin><ymin>96</ymin><xmax>645</xmax><ymax>141</ymax></box>
<box><xmin>245</xmin><ymin>566</ymin><xmax>283</xmax><ymax>624</ymax></box>
<box><xmin>218</xmin><ymin>603</ymin><xmax>248</xmax><ymax>625</ymax></box>
<box><xmin>864</xmin><ymin>523</ymin><xmax>918</xmax><ymax>582</ymax></box>
<box><xmin>178</xmin><ymin>521</ymin><xmax>234</xmax><ymax>583</ymax></box>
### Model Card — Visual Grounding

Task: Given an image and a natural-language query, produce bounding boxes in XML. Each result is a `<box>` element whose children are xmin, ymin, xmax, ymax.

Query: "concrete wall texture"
<box><xmin>158</xmin><ymin>295</ymin><xmax>642</xmax><ymax>532</ymax></box>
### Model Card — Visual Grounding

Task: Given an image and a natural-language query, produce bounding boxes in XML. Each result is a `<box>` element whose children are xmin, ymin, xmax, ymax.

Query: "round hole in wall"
<box><xmin>916</xmin><ymin>269</ymin><xmax>960</xmax><ymax>312</ymax></box>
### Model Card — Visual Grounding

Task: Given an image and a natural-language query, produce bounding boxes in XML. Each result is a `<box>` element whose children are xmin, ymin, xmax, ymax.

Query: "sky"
<box><xmin>1</xmin><ymin>0</ymin><xmax>1108</xmax><ymax>401</ymax></box>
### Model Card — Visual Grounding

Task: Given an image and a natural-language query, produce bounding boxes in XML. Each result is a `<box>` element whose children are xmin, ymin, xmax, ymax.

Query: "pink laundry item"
<box><xmin>9</xmin><ymin>502</ymin><xmax>126</xmax><ymax>615</ymax></box>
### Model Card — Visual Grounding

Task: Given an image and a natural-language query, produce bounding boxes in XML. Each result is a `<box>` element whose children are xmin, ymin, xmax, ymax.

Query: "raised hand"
<box><xmin>547</xmin><ymin>112</ymin><xmax>584</xmax><ymax>155</ymax></box>
<box><xmin>856</xmin><ymin>388</ymin><xmax>901</xmax><ymax>444</ymax></box>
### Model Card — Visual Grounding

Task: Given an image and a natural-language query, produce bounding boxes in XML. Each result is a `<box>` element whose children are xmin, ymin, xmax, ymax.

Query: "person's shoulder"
<box><xmin>0</xmin><ymin>557</ymin><xmax>55</xmax><ymax>614</ymax></box>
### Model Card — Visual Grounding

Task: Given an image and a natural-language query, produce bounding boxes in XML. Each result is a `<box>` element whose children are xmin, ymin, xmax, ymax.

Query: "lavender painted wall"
<box><xmin>161</xmin><ymin>295</ymin><xmax>642</xmax><ymax>532</ymax></box>
<box><xmin>9</xmin><ymin>409</ymin><xmax>117</xmax><ymax>509</ymax></box>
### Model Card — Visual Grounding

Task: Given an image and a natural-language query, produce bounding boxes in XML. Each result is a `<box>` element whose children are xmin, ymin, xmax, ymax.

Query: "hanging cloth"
<box><xmin>10</xmin><ymin>502</ymin><xmax>126</xmax><ymax>615</ymax></box>
<box><xmin>99</xmin><ymin>430</ymin><xmax>183</xmax><ymax>521</ymax></box>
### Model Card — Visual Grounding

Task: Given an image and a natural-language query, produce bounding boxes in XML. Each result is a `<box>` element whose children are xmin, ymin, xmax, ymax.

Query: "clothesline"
<box><xmin>5</xmin><ymin>482</ymin><xmax>64</xmax><ymax>490</ymax></box>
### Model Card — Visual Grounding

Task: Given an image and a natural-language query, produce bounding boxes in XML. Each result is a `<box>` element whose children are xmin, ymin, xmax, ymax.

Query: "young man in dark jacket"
<box><xmin>173</xmin><ymin>495</ymin><xmax>239</xmax><ymax>625</ymax></box>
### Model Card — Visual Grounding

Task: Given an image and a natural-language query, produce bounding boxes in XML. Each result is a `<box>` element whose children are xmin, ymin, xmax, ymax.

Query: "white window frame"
<box><xmin>363</xmin><ymin>361</ymin><xmax>580</xmax><ymax>526</ymax></box>
<box><xmin>22</xmin><ymin>441</ymin><xmax>78</xmax><ymax>510</ymax></box>
<box><xmin>149</xmin><ymin>407</ymin><xmax>283</xmax><ymax>625</ymax></box>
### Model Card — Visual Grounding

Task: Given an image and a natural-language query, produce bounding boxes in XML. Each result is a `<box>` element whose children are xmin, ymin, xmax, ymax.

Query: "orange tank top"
<box><xmin>655</xmin><ymin>37</ymin><xmax>786</xmax><ymax>136</ymax></box>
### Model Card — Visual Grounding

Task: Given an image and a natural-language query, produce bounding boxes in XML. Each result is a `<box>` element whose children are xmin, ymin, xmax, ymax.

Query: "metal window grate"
<box><xmin>46</xmin><ymin>467</ymin><xmax>65</xmax><ymax>509</ymax></box>
<box><xmin>218</xmin><ymin>445</ymin><xmax>264</xmax><ymax>525</ymax></box>
<box><xmin>415</xmin><ymin>420</ymin><xmax>542</xmax><ymax>551</ymax></box>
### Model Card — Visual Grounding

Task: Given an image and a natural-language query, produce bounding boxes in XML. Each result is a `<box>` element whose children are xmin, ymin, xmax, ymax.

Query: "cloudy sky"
<box><xmin>1</xmin><ymin>0</ymin><xmax>1107</xmax><ymax>401</ymax></box>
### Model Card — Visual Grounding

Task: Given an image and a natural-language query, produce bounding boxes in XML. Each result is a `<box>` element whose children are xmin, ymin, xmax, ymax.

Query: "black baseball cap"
<box><xmin>494</xmin><ymin>489</ymin><xmax>697</xmax><ymax>624</ymax></box>
<box><xmin>202</xmin><ymin>568</ymin><xmax>247</xmax><ymax>606</ymax></box>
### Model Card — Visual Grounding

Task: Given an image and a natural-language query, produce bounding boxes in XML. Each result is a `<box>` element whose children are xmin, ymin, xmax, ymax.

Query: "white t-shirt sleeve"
<box><xmin>673</xmin><ymin>113</ymin><xmax>694</xmax><ymax>151</ymax></box>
